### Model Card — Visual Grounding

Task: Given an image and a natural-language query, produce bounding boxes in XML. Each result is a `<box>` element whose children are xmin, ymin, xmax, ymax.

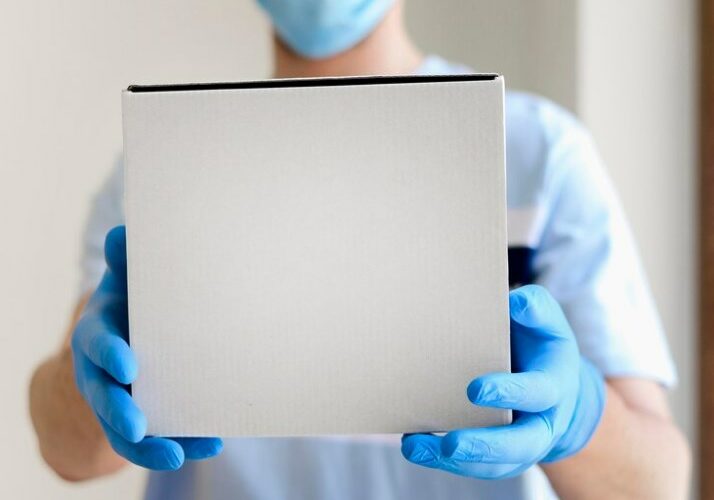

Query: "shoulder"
<box><xmin>89</xmin><ymin>157</ymin><xmax>125</xmax><ymax>221</ymax></box>
<box><xmin>504</xmin><ymin>91</ymin><xmax>596</xmax><ymax>208</ymax></box>
<box><xmin>505</xmin><ymin>90</ymin><xmax>582</xmax><ymax>138</ymax></box>
<box><xmin>84</xmin><ymin>157</ymin><xmax>125</xmax><ymax>250</ymax></box>
<box><xmin>79</xmin><ymin>156</ymin><xmax>125</xmax><ymax>293</ymax></box>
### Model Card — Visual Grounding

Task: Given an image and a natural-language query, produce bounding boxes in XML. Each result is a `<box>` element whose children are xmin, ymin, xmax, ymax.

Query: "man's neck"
<box><xmin>272</xmin><ymin>3</ymin><xmax>424</xmax><ymax>79</ymax></box>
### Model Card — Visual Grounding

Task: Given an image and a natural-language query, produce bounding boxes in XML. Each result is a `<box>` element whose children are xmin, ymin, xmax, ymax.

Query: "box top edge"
<box><xmin>126</xmin><ymin>74</ymin><xmax>501</xmax><ymax>94</ymax></box>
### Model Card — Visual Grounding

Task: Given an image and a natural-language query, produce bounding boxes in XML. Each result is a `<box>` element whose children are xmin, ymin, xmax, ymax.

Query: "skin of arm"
<box><xmin>29</xmin><ymin>295</ymin><xmax>127</xmax><ymax>481</ymax></box>
<box><xmin>542</xmin><ymin>378</ymin><xmax>691</xmax><ymax>500</ymax></box>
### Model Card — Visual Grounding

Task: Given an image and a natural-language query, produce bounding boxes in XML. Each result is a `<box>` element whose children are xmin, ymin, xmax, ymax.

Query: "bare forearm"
<box><xmin>542</xmin><ymin>382</ymin><xmax>690</xmax><ymax>500</ymax></box>
<box><xmin>29</xmin><ymin>347</ymin><xmax>126</xmax><ymax>481</ymax></box>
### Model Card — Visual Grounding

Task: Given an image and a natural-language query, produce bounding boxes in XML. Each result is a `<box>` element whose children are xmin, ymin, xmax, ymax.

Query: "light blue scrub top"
<box><xmin>80</xmin><ymin>55</ymin><xmax>676</xmax><ymax>500</ymax></box>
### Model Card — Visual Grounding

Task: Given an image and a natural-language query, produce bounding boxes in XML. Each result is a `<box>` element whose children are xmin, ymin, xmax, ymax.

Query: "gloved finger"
<box><xmin>104</xmin><ymin>226</ymin><xmax>128</xmax><ymax>282</ymax></box>
<box><xmin>509</xmin><ymin>286</ymin><xmax>579</xmax><ymax>376</ymax></box>
<box><xmin>99</xmin><ymin>417</ymin><xmax>184</xmax><ymax>471</ymax></box>
<box><xmin>401</xmin><ymin>433</ymin><xmax>524</xmax><ymax>480</ymax></box>
<box><xmin>440</xmin><ymin>413</ymin><xmax>552</xmax><ymax>465</ymax></box>
<box><xmin>72</xmin><ymin>320</ymin><xmax>137</xmax><ymax>384</ymax></box>
<box><xmin>81</xmin><ymin>281</ymin><xmax>130</xmax><ymax>341</ymax></box>
<box><xmin>401</xmin><ymin>433</ymin><xmax>442</xmax><ymax>467</ymax></box>
<box><xmin>80</xmin><ymin>358</ymin><xmax>146</xmax><ymax>443</ymax></box>
<box><xmin>84</xmin><ymin>272</ymin><xmax>128</xmax><ymax>315</ymax></box>
<box><xmin>467</xmin><ymin>371</ymin><xmax>559</xmax><ymax>412</ymax></box>
<box><xmin>509</xmin><ymin>285</ymin><xmax>572</xmax><ymax>340</ymax></box>
<box><xmin>172</xmin><ymin>438</ymin><xmax>224</xmax><ymax>460</ymax></box>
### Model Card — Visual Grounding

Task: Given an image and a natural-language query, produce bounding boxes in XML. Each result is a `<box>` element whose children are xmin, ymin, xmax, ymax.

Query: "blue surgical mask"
<box><xmin>257</xmin><ymin>0</ymin><xmax>396</xmax><ymax>59</ymax></box>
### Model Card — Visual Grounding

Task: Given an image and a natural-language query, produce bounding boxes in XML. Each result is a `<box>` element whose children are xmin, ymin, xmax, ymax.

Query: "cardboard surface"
<box><xmin>122</xmin><ymin>75</ymin><xmax>511</xmax><ymax>437</ymax></box>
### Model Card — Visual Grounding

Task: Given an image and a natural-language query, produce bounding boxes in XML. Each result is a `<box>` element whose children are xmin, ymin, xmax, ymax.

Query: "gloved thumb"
<box><xmin>104</xmin><ymin>225</ymin><xmax>128</xmax><ymax>280</ymax></box>
<box><xmin>509</xmin><ymin>285</ymin><xmax>573</xmax><ymax>342</ymax></box>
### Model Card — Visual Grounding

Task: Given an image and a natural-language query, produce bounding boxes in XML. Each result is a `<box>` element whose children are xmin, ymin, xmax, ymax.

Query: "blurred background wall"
<box><xmin>0</xmin><ymin>0</ymin><xmax>697</xmax><ymax>498</ymax></box>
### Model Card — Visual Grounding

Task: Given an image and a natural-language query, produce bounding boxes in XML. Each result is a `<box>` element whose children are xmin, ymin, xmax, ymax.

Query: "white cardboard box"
<box><xmin>122</xmin><ymin>74</ymin><xmax>511</xmax><ymax>437</ymax></box>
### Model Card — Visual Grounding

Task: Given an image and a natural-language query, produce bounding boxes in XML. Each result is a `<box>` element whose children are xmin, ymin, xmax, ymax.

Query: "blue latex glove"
<box><xmin>402</xmin><ymin>284</ymin><xmax>606</xmax><ymax>479</ymax></box>
<box><xmin>71</xmin><ymin>226</ymin><xmax>223</xmax><ymax>470</ymax></box>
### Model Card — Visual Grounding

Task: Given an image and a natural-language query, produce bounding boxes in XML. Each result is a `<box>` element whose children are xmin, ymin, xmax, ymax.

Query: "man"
<box><xmin>30</xmin><ymin>1</ymin><xmax>691</xmax><ymax>498</ymax></box>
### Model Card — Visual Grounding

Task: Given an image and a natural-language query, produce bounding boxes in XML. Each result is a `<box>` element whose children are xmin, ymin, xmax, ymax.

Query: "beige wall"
<box><xmin>1</xmin><ymin>1</ymin><xmax>697</xmax><ymax>498</ymax></box>
<box><xmin>406</xmin><ymin>0</ymin><xmax>577</xmax><ymax>109</ymax></box>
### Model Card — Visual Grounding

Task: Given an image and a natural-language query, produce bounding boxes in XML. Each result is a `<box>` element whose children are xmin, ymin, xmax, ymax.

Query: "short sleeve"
<box><xmin>533</xmin><ymin>125</ymin><xmax>677</xmax><ymax>387</ymax></box>
<box><xmin>79</xmin><ymin>159</ymin><xmax>125</xmax><ymax>295</ymax></box>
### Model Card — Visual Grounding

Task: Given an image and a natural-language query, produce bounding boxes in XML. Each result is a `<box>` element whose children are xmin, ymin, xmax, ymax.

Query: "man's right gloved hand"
<box><xmin>70</xmin><ymin>225</ymin><xmax>223</xmax><ymax>470</ymax></box>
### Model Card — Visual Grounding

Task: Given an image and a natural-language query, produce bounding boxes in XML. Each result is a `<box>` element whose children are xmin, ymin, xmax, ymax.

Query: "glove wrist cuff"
<box><xmin>543</xmin><ymin>357</ymin><xmax>606</xmax><ymax>463</ymax></box>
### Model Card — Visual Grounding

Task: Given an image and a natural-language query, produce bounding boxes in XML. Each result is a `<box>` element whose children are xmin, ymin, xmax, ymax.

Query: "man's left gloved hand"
<box><xmin>402</xmin><ymin>285</ymin><xmax>606</xmax><ymax>480</ymax></box>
